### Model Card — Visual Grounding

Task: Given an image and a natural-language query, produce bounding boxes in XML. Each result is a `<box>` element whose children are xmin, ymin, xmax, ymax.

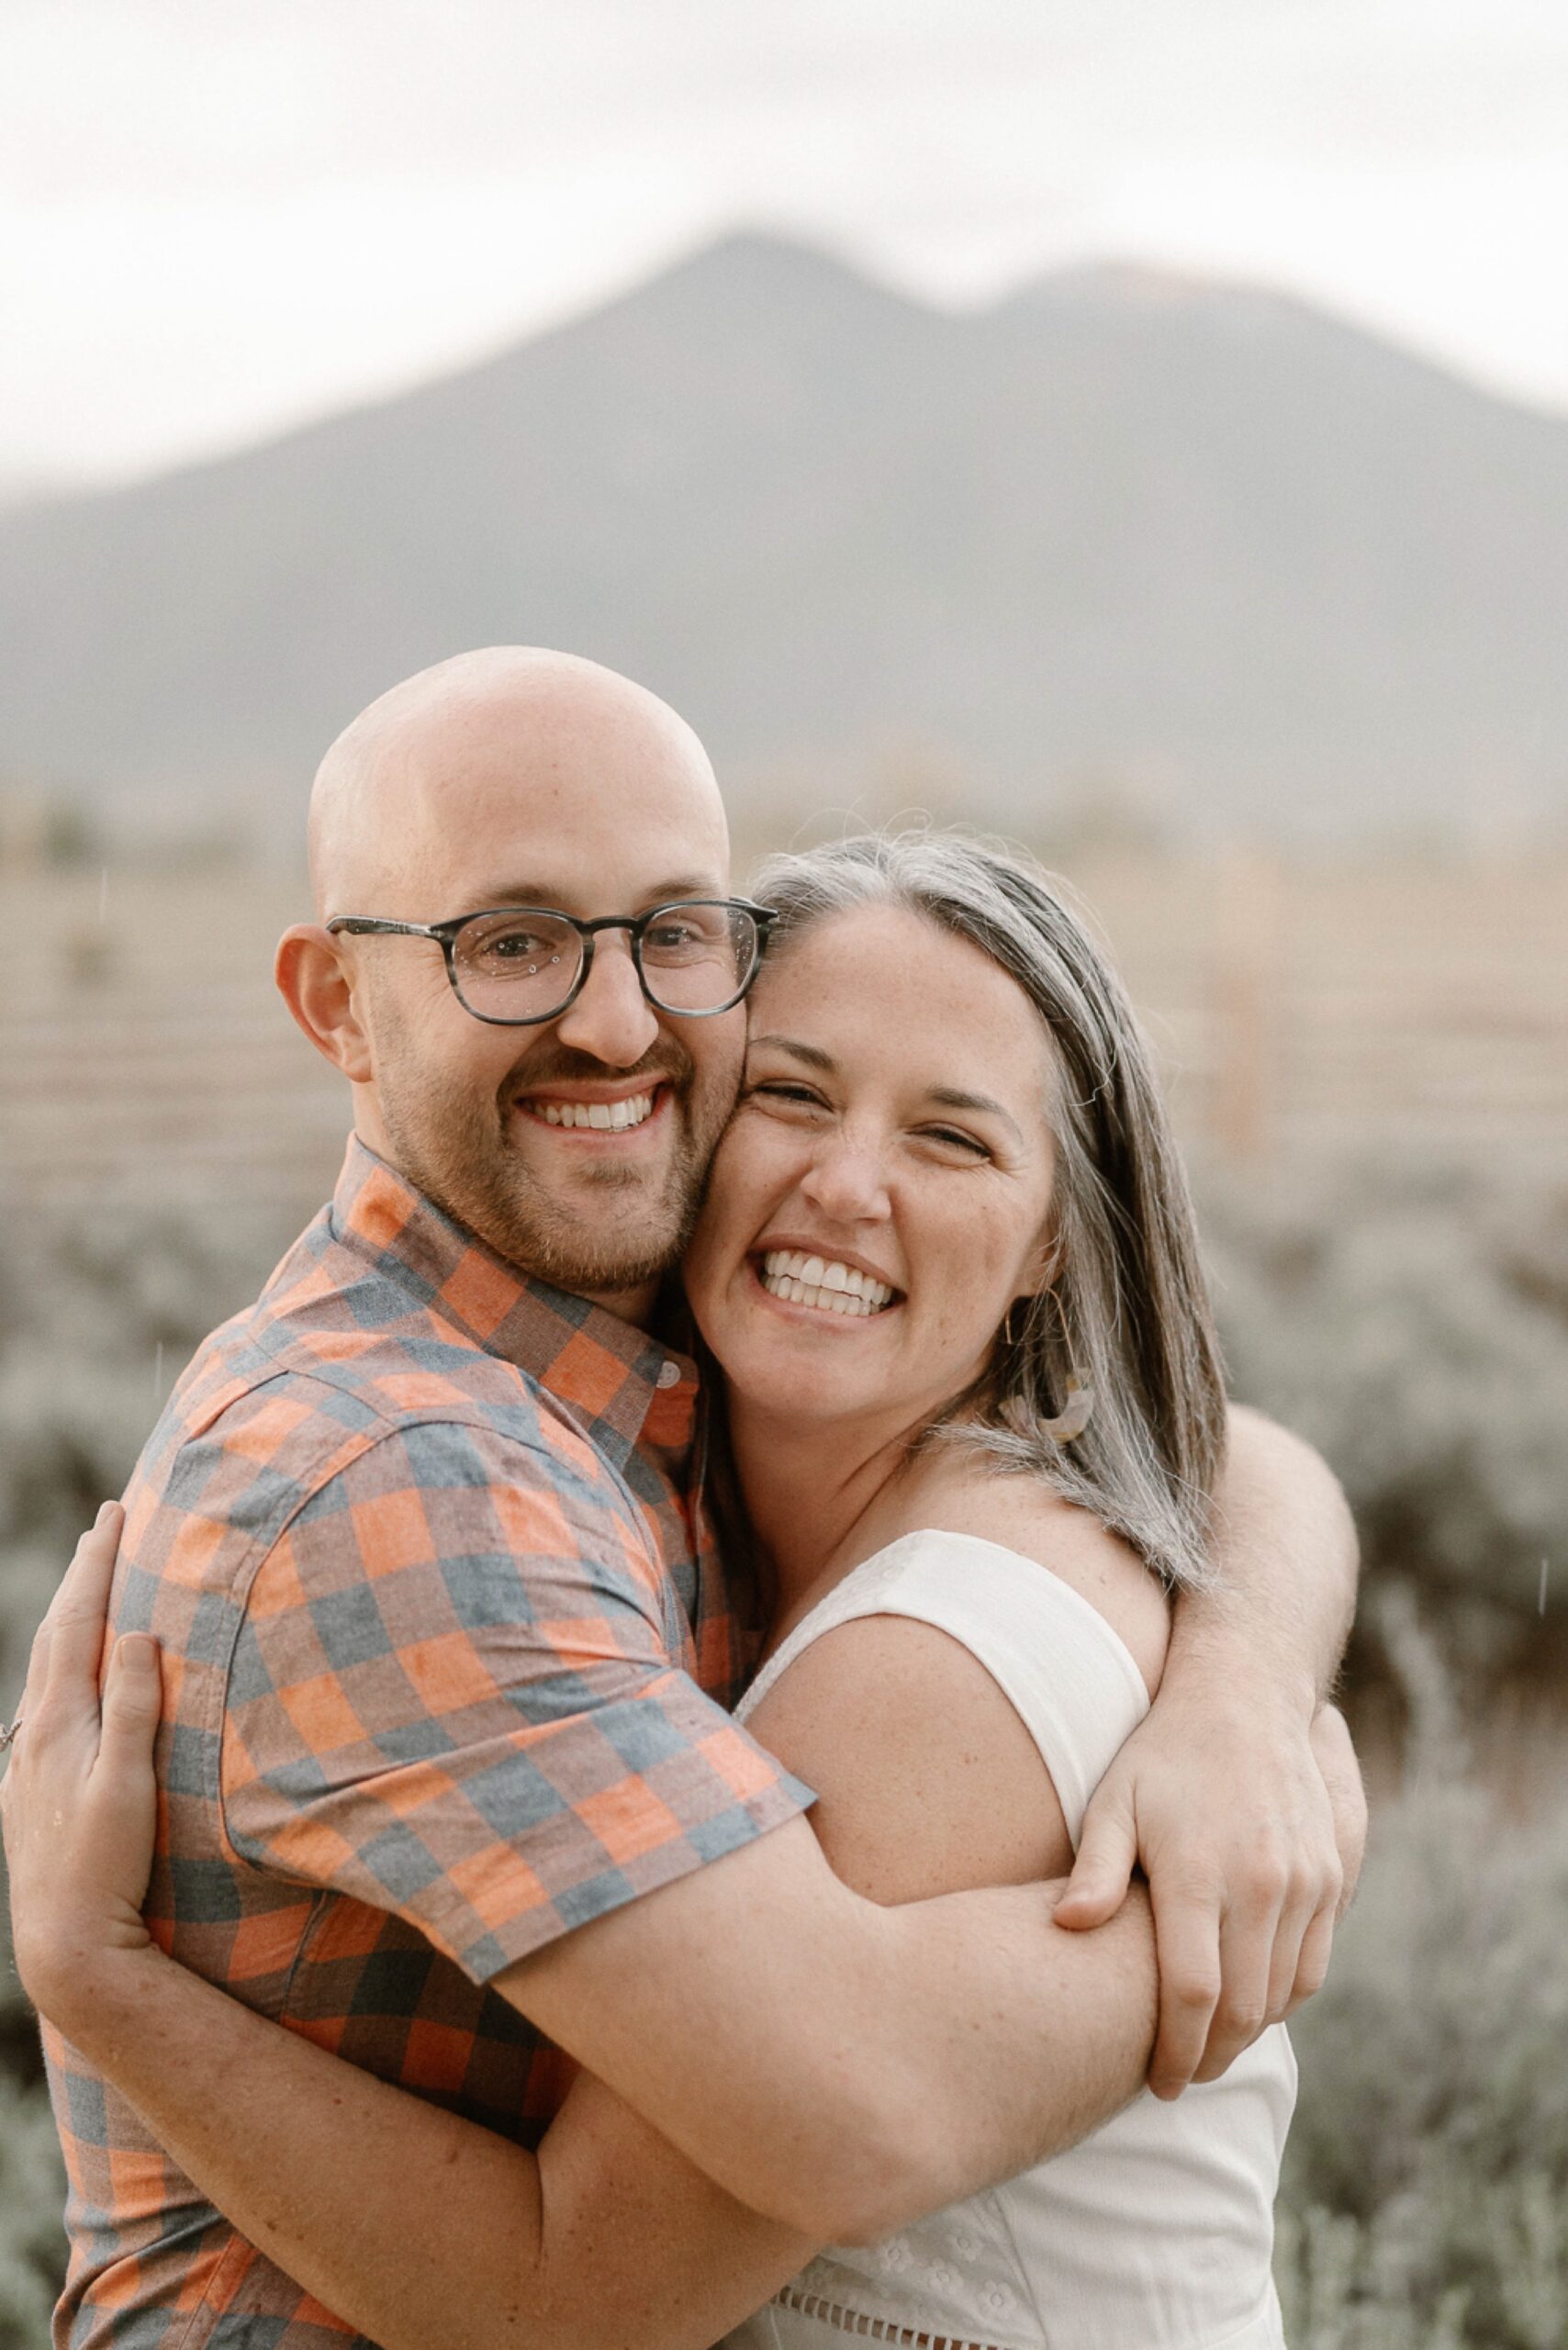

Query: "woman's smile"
<box><xmin>683</xmin><ymin>901</ymin><xmax>1058</xmax><ymax>1435</ymax></box>
<box><xmin>753</xmin><ymin>1244</ymin><xmax>901</xmax><ymax>1320</ymax></box>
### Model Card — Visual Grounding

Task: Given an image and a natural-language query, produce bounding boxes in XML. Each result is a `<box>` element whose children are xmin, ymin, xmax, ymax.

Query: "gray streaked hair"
<box><xmin>750</xmin><ymin>830</ymin><xmax>1227</xmax><ymax>1590</ymax></box>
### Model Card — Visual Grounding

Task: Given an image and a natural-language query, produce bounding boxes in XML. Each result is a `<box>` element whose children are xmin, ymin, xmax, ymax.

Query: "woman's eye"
<box><xmin>746</xmin><ymin>1080</ymin><xmax>825</xmax><ymax>1110</ymax></box>
<box><xmin>920</xmin><ymin>1125</ymin><xmax>990</xmax><ymax>1157</ymax></box>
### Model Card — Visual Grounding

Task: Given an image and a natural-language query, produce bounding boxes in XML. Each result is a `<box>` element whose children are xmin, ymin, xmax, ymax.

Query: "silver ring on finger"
<box><xmin>0</xmin><ymin>1718</ymin><xmax>22</xmax><ymax>1753</ymax></box>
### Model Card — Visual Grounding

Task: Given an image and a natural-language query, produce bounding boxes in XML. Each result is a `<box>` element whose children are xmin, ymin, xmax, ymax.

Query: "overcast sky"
<box><xmin>6</xmin><ymin>0</ymin><xmax>1567</xmax><ymax>490</ymax></box>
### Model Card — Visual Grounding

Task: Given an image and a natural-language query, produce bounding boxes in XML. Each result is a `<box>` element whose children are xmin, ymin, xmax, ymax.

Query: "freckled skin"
<box><xmin>684</xmin><ymin>903</ymin><xmax>1058</xmax><ymax>1451</ymax></box>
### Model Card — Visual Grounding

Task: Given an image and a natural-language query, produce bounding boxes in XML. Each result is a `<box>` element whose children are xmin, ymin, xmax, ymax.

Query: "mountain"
<box><xmin>2</xmin><ymin>229</ymin><xmax>1564</xmax><ymax>838</ymax></box>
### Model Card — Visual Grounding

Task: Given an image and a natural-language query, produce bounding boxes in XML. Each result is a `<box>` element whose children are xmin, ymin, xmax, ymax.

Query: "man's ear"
<box><xmin>275</xmin><ymin>925</ymin><xmax>375</xmax><ymax>1084</ymax></box>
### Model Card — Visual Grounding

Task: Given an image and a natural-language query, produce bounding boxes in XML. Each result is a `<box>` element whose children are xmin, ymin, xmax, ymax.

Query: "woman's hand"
<box><xmin>0</xmin><ymin>1503</ymin><xmax>163</xmax><ymax>2038</ymax></box>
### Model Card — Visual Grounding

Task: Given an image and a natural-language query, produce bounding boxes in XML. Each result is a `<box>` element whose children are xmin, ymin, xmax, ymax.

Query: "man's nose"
<box><xmin>800</xmin><ymin>1132</ymin><xmax>892</xmax><ymax>1224</ymax></box>
<box><xmin>553</xmin><ymin>933</ymin><xmax>661</xmax><ymax>1067</ymax></box>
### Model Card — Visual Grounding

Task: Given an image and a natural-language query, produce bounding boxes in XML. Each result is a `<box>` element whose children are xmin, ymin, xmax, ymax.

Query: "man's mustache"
<box><xmin>501</xmin><ymin>1042</ymin><xmax>697</xmax><ymax>1098</ymax></box>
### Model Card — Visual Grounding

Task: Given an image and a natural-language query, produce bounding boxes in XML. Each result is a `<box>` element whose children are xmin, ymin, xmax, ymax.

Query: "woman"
<box><xmin>8</xmin><ymin>834</ymin><xmax>1319</xmax><ymax>2349</ymax></box>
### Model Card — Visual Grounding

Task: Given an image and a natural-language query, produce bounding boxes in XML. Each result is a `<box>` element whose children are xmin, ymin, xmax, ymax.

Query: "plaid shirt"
<box><xmin>43</xmin><ymin>1138</ymin><xmax>811</xmax><ymax>2350</ymax></box>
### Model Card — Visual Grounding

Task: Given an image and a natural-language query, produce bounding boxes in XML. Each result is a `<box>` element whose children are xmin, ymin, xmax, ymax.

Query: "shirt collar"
<box><xmin>329</xmin><ymin>1136</ymin><xmax>700</xmax><ymax>1467</ymax></box>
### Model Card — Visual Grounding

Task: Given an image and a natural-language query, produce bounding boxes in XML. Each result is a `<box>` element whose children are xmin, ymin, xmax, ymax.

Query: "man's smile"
<box><xmin>512</xmin><ymin>1080</ymin><xmax>674</xmax><ymax>1144</ymax></box>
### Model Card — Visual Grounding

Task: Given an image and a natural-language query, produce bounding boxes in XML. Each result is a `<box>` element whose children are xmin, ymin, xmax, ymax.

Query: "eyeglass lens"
<box><xmin>451</xmin><ymin>903</ymin><xmax>760</xmax><ymax>1021</ymax></box>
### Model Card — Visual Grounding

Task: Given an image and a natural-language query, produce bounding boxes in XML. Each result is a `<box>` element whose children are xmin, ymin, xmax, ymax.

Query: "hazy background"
<box><xmin>3</xmin><ymin>7</ymin><xmax>1567</xmax><ymax>2345</ymax></box>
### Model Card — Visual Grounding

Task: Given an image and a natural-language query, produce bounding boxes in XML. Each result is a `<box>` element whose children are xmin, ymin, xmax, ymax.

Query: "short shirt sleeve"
<box><xmin>220</xmin><ymin>1416</ymin><xmax>812</xmax><ymax>1981</ymax></box>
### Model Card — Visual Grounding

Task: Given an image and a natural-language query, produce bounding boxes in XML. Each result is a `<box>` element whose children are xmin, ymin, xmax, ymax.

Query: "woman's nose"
<box><xmin>553</xmin><ymin>935</ymin><xmax>660</xmax><ymax>1067</ymax></box>
<box><xmin>800</xmin><ymin>1134</ymin><xmax>892</xmax><ymax>1223</ymax></box>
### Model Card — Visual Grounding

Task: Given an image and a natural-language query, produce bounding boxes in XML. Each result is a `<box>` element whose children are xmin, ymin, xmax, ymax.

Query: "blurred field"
<box><xmin>3</xmin><ymin>834</ymin><xmax>1566</xmax><ymax>2348</ymax></box>
<box><xmin>5</xmin><ymin>839</ymin><xmax>1568</xmax><ymax>1211</ymax></box>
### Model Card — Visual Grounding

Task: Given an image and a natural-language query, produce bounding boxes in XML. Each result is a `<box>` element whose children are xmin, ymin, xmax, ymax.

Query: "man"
<box><xmin>3</xmin><ymin>647</ymin><xmax>1361</xmax><ymax>2348</ymax></box>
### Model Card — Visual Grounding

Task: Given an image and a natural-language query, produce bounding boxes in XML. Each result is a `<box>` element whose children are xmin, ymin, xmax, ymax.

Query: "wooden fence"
<box><xmin>4</xmin><ymin>846</ymin><xmax>1565</xmax><ymax>1220</ymax></box>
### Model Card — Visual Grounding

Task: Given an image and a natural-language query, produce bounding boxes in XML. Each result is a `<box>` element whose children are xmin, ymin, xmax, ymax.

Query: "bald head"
<box><xmin>308</xmin><ymin>647</ymin><xmax>727</xmax><ymax>920</ymax></box>
<box><xmin>284</xmin><ymin>647</ymin><xmax>743</xmax><ymax>1311</ymax></box>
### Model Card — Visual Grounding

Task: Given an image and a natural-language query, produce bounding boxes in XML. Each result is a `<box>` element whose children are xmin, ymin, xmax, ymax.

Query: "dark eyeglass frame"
<box><xmin>326</xmin><ymin>897</ymin><xmax>778</xmax><ymax>1026</ymax></box>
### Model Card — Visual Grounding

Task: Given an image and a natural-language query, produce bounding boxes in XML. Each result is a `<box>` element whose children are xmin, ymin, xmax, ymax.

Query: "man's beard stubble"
<box><xmin>376</xmin><ymin>1028</ymin><xmax>734</xmax><ymax>1299</ymax></box>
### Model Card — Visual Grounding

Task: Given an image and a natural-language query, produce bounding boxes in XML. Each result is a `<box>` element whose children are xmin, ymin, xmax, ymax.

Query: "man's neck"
<box><xmin>577</xmin><ymin>1275</ymin><xmax>661</xmax><ymax>1328</ymax></box>
<box><xmin>350</xmin><ymin>1120</ymin><xmax>660</xmax><ymax>1331</ymax></box>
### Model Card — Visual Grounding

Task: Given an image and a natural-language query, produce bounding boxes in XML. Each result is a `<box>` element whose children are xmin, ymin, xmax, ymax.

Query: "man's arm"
<box><xmin>12</xmin><ymin>1505</ymin><xmax>1157</xmax><ymax>2255</ymax></box>
<box><xmin>1057</xmin><ymin>1404</ymin><xmax>1367</xmax><ymax>2096</ymax></box>
<box><xmin>495</xmin><ymin>1817</ymin><xmax>1153</xmax><ymax>2242</ymax></box>
<box><xmin>6</xmin><ymin>1507</ymin><xmax>1158</xmax><ymax>2350</ymax></box>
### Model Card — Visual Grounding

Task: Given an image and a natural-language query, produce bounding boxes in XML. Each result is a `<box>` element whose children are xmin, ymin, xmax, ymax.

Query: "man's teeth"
<box><xmin>759</xmin><ymin>1251</ymin><xmax>895</xmax><ymax>1315</ymax></box>
<box><xmin>535</xmin><ymin>1091</ymin><xmax>655</xmax><ymax>1131</ymax></box>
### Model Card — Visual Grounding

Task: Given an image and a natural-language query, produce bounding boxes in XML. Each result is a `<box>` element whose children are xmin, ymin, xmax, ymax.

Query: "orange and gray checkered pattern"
<box><xmin>43</xmin><ymin>1138</ymin><xmax>811</xmax><ymax>2349</ymax></box>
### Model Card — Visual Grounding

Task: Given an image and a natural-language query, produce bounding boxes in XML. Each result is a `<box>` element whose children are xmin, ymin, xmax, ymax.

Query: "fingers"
<box><xmin>40</xmin><ymin>1502</ymin><xmax>127</xmax><ymax>1706</ymax></box>
<box><xmin>1191</xmin><ymin>1873</ymin><xmax>1292</xmax><ymax>2086</ymax></box>
<box><xmin>96</xmin><ymin>1635</ymin><xmax>163</xmax><ymax>1780</ymax></box>
<box><xmin>1262</xmin><ymin>1877</ymin><xmax>1322</xmax><ymax>2024</ymax></box>
<box><xmin>1192</xmin><ymin>1831</ymin><xmax>1344</xmax><ymax>2082</ymax></box>
<box><xmin>1284</xmin><ymin>1899</ymin><xmax>1338</xmax><ymax>2016</ymax></box>
<box><xmin>50</xmin><ymin>1499</ymin><xmax>126</xmax><ymax>1633</ymax></box>
<box><xmin>1151</xmin><ymin>1852</ymin><xmax>1323</xmax><ymax>2094</ymax></box>
<box><xmin>85</xmin><ymin>1635</ymin><xmax>165</xmax><ymax>1868</ymax></box>
<box><xmin>1147</xmin><ymin>1891</ymin><xmax>1224</xmax><ymax>2099</ymax></box>
<box><xmin>40</xmin><ymin>1504</ymin><xmax>127</xmax><ymax>1754</ymax></box>
<box><xmin>1311</xmin><ymin>1706</ymin><xmax>1368</xmax><ymax>1917</ymax></box>
<box><xmin>9</xmin><ymin>1502</ymin><xmax>126</xmax><ymax>1772</ymax></box>
<box><xmin>1054</xmin><ymin>1783</ymin><xmax>1138</xmax><ymax>1930</ymax></box>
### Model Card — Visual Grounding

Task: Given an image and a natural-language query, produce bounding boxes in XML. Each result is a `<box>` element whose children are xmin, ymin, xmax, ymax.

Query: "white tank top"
<box><xmin>723</xmin><ymin>1530</ymin><xmax>1294</xmax><ymax>2350</ymax></box>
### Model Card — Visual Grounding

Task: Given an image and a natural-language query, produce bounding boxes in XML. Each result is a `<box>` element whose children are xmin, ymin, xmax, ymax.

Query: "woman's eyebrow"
<box><xmin>747</xmin><ymin>1035</ymin><xmax>837</xmax><ymax>1073</ymax></box>
<box><xmin>927</xmin><ymin>1086</ymin><xmax>1024</xmax><ymax>1140</ymax></box>
<box><xmin>748</xmin><ymin>1046</ymin><xmax>1025</xmax><ymax>1140</ymax></box>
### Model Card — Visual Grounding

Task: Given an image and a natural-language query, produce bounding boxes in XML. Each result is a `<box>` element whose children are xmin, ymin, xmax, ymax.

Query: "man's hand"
<box><xmin>0</xmin><ymin>1503</ymin><xmax>163</xmax><ymax>2034</ymax></box>
<box><xmin>1054</xmin><ymin>1684</ymin><xmax>1366</xmax><ymax>2099</ymax></box>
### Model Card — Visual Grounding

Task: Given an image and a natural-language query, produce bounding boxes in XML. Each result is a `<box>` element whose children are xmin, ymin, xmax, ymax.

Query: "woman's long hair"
<box><xmin>751</xmin><ymin>831</ymin><xmax>1227</xmax><ymax>1589</ymax></box>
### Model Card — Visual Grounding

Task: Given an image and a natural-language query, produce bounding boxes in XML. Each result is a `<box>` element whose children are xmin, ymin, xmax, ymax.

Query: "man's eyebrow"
<box><xmin>474</xmin><ymin>878</ymin><xmax>720</xmax><ymax>911</ymax></box>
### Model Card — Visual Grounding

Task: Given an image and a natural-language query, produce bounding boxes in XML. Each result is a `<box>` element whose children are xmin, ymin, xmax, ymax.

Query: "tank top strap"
<box><xmin>737</xmin><ymin>1528</ymin><xmax>1152</xmax><ymax>1845</ymax></box>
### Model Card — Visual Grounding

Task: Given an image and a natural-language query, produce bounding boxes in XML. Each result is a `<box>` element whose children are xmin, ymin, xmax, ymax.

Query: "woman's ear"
<box><xmin>274</xmin><ymin>925</ymin><xmax>375</xmax><ymax>1085</ymax></box>
<box><xmin>1022</xmin><ymin>1225</ymin><xmax>1063</xmax><ymax>1300</ymax></box>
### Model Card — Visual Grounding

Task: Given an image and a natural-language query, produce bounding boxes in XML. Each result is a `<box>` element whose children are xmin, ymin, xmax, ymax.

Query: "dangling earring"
<box><xmin>1038</xmin><ymin>1376</ymin><xmax>1094</xmax><ymax>1444</ymax></box>
<box><xmin>1014</xmin><ymin>1272</ymin><xmax>1092</xmax><ymax>1442</ymax></box>
<box><xmin>1002</xmin><ymin>1297</ymin><xmax>1028</xmax><ymax>1348</ymax></box>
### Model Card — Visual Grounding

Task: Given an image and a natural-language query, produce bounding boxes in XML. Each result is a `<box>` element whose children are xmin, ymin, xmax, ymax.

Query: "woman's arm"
<box><xmin>6</xmin><ymin>1515</ymin><xmax>1159</xmax><ymax>2350</ymax></box>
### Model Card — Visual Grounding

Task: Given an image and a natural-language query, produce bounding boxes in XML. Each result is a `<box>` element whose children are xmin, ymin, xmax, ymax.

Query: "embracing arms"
<box><xmin>5</xmin><ymin>1406</ymin><xmax>1364</xmax><ymax>2350</ymax></box>
<box><xmin>1058</xmin><ymin>1402</ymin><xmax>1362</xmax><ymax>2091</ymax></box>
<box><xmin>4</xmin><ymin>1516</ymin><xmax>1160</xmax><ymax>2350</ymax></box>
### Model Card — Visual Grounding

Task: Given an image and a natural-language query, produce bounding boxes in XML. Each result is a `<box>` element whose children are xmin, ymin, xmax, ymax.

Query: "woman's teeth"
<box><xmin>535</xmin><ymin>1092</ymin><xmax>655</xmax><ymax>1131</ymax></box>
<box><xmin>760</xmin><ymin>1251</ymin><xmax>894</xmax><ymax>1315</ymax></box>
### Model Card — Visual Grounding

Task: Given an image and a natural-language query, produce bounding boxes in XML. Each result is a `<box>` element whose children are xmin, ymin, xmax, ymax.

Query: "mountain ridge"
<box><xmin>2</xmin><ymin>229</ymin><xmax>1562</xmax><ymax>837</ymax></box>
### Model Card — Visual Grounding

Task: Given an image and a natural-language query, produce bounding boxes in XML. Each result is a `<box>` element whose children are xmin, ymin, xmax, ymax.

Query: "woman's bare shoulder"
<box><xmin>889</xmin><ymin>1450</ymin><xmax>1172</xmax><ymax>1702</ymax></box>
<box><xmin>745</xmin><ymin>1607</ymin><xmax>1073</xmax><ymax>1905</ymax></box>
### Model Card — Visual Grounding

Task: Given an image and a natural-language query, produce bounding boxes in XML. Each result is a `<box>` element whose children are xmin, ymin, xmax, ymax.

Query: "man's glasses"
<box><xmin>326</xmin><ymin>899</ymin><xmax>777</xmax><ymax>1026</ymax></box>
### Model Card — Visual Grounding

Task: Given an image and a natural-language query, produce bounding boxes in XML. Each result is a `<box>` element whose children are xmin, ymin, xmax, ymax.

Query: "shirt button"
<box><xmin>655</xmin><ymin>1360</ymin><xmax>682</xmax><ymax>1390</ymax></box>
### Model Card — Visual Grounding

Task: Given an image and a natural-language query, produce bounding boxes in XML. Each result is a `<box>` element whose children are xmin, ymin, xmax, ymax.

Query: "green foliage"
<box><xmin>1</xmin><ymin>1167</ymin><xmax>1566</xmax><ymax>2347</ymax></box>
<box><xmin>1203</xmin><ymin>1158</ymin><xmax>1568</xmax><ymax>1669</ymax></box>
<box><xmin>0</xmin><ymin>2092</ymin><xmax>67</xmax><ymax>2350</ymax></box>
<box><xmin>1274</xmin><ymin>1607</ymin><xmax>1568</xmax><ymax>2344</ymax></box>
<box><xmin>0</xmin><ymin>1205</ymin><xmax>293</xmax><ymax>2344</ymax></box>
<box><xmin>0</xmin><ymin>1902</ymin><xmax>66</xmax><ymax>2350</ymax></box>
